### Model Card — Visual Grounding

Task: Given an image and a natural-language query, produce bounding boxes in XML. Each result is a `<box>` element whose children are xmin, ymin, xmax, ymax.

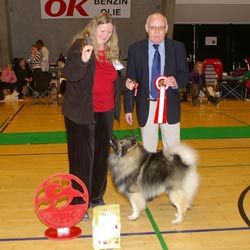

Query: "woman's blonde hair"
<box><xmin>194</xmin><ymin>61</ymin><xmax>203</xmax><ymax>73</ymax></box>
<box><xmin>69</xmin><ymin>11</ymin><xmax>119</xmax><ymax>62</ymax></box>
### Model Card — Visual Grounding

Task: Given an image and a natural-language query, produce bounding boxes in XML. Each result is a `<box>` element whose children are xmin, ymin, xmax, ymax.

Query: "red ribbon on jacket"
<box><xmin>154</xmin><ymin>76</ymin><xmax>168</xmax><ymax>124</ymax></box>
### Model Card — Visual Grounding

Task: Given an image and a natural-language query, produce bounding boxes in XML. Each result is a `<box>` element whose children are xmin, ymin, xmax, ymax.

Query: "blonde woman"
<box><xmin>62</xmin><ymin>11</ymin><xmax>125</xmax><ymax>220</ymax></box>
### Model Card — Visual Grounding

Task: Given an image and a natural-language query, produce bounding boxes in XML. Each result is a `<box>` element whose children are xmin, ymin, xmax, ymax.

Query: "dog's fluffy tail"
<box><xmin>164</xmin><ymin>143</ymin><xmax>198</xmax><ymax>168</ymax></box>
<box><xmin>165</xmin><ymin>144</ymin><xmax>199</xmax><ymax>207</ymax></box>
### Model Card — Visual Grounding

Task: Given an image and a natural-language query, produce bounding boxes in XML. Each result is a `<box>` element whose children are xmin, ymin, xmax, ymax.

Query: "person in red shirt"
<box><xmin>62</xmin><ymin>11</ymin><xmax>126</xmax><ymax>220</ymax></box>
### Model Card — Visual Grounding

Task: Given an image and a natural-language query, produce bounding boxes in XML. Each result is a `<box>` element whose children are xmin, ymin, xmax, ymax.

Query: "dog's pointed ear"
<box><xmin>131</xmin><ymin>135</ymin><xmax>138</xmax><ymax>145</ymax></box>
<box><xmin>111</xmin><ymin>135</ymin><xmax>117</xmax><ymax>140</ymax></box>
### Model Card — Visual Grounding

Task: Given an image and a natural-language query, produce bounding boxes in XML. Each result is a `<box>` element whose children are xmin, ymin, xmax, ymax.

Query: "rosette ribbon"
<box><xmin>154</xmin><ymin>76</ymin><xmax>168</xmax><ymax>124</ymax></box>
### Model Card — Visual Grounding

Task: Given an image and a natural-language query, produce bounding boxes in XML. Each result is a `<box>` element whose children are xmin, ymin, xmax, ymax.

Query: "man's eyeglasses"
<box><xmin>148</xmin><ymin>26</ymin><xmax>166</xmax><ymax>32</ymax></box>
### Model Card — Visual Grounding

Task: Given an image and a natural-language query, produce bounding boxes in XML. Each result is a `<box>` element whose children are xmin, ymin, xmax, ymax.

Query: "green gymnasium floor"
<box><xmin>0</xmin><ymin>126</ymin><xmax>250</xmax><ymax>145</ymax></box>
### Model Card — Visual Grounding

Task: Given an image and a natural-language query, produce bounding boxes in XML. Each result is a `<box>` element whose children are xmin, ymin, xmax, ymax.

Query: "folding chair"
<box><xmin>220</xmin><ymin>76</ymin><xmax>243</xmax><ymax>100</ymax></box>
<box><xmin>27</xmin><ymin>71</ymin><xmax>52</xmax><ymax>104</ymax></box>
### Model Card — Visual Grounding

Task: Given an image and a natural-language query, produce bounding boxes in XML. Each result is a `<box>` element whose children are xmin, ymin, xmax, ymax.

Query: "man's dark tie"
<box><xmin>150</xmin><ymin>44</ymin><xmax>161</xmax><ymax>99</ymax></box>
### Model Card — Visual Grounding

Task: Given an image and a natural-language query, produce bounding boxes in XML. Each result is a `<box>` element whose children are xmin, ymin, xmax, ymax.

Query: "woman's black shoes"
<box><xmin>89</xmin><ymin>199</ymin><xmax>105</xmax><ymax>208</ymax></box>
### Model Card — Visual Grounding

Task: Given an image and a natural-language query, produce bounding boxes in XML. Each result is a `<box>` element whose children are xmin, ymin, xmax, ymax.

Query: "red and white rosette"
<box><xmin>154</xmin><ymin>75</ymin><xmax>168</xmax><ymax>124</ymax></box>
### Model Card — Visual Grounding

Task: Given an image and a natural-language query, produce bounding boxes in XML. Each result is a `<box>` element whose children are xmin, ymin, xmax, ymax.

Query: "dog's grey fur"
<box><xmin>108</xmin><ymin>135</ymin><xmax>200</xmax><ymax>224</ymax></box>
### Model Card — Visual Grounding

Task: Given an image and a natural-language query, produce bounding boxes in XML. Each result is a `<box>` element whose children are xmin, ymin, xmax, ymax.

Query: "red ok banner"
<box><xmin>40</xmin><ymin>0</ymin><xmax>131</xmax><ymax>19</ymax></box>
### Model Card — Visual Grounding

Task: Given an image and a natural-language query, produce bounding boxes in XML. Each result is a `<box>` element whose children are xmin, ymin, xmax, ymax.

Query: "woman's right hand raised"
<box><xmin>81</xmin><ymin>45</ymin><xmax>94</xmax><ymax>62</ymax></box>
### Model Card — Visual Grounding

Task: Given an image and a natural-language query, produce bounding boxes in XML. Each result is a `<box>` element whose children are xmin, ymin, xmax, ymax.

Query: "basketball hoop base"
<box><xmin>45</xmin><ymin>226</ymin><xmax>82</xmax><ymax>240</ymax></box>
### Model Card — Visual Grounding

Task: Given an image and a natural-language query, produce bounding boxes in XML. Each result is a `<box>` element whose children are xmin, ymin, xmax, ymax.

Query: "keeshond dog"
<box><xmin>108</xmin><ymin>135</ymin><xmax>200</xmax><ymax>224</ymax></box>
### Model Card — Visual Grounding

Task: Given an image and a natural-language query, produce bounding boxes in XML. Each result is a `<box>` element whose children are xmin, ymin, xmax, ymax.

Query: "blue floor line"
<box><xmin>0</xmin><ymin>226</ymin><xmax>249</xmax><ymax>242</ymax></box>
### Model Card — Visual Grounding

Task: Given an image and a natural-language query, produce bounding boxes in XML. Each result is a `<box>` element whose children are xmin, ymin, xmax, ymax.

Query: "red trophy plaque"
<box><xmin>34</xmin><ymin>173</ymin><xmax>89</xmax><ymax>240</ymax></box>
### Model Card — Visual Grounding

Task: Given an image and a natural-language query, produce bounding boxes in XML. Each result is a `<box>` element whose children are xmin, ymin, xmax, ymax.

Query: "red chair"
<box><xmin>202</xmin><ymin>59</ymin><xmax>223</xmax><ymax>98</ymax></box>
<box><xmin>203</xmin><ymin>59</ymin><xmax>223</xmax><ymax>81</ymax></box>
